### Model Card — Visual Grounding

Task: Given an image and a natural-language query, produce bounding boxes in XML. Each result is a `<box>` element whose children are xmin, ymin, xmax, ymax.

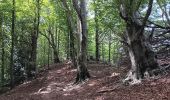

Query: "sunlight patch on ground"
<box><xmin>63</xmin><ymin>82</ymin><xmax>85</xmax><ymax>91</ymax></box>
<box><xmin>22</xmin><ymin>81</ymin><xmax>31</xmax><ymax>85</ymax></box>
<box><xmin>63</xmin><ymin>93</ymin><xmax>72</xmax><ymax>96</ymax></box>
<box><xmin>63</xmin><ymin>84</ymin><xmax>81</xmax><ymax>91</ymax></box>
<box><xmin>56</xmin><ymin>69</ymin><xmax>62</xmax><ymax>74</ymax></box>
<box><xmin>150</xmin><ymin>82</ymin><xmax>157</xmax><ymax>86</ymax></box>
<box><xmin>70</xmin><ymin>69</ymin><xmax>77</xmax><ymax>72</ymax></box>
<box><xmin>62</xmin><ymin>67</ymin><xmax>69</xmax><ymax>70</ymax></box>
<box><xmin>95</xmin><ymin>96</ymin><xmax>105</xmax><ymax>100</ymax></box>
<box><xmin>109</xmin><ymin>72</ymin><xmax>120</xmax><ymax>77</ymax></box>
<box><xmin>159</xmin><ymin>78</ymin><xmax>170</xmax><ymax>83</ymax></box>
<box><xmin>37</xmin><ymin>77</ymin><xmax>44</xmax><ymax>80</ymax></box>
<box><xmin>35</xmin><ymin>87</ymin><xmax>52</xmax><ymax>94</ymax></box>
<box><xmin>34</xmin><ymin>82</ymin><xmax>64</xmax><ymax>95</ymax></box>
<box><xmin>47</xmin><ymin>76</ymin><xmax>54</xmax><ymax>80</ymax></box>
<box><xmin>49</xmin><ymin>82</ymin><xmax>64</xmax><ymax>87</ymax></box>
<box><xmin>88</xmin><ymin>81</ymin><xmax>98</xmax><ymax>86</ymax></box>
<box><xmin>17</xmin><ymin>81</ymin><xmax>32</xmax><ymax>88</ymax></box>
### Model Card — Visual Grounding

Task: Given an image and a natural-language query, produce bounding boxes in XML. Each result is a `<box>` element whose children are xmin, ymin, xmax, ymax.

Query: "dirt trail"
<box><xmin>0</xmin><ymin>61</ymin><xmax>170</xmax><ymax>100</ymax></box>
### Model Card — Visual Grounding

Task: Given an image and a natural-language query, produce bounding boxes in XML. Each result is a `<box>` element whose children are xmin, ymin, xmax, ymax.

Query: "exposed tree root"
<box><xmin>123</xmin><ymin>70</ymin><xmax>142</xmax><ymax>85</ymax></box>
<box><xmin>123</xmin><ymin>64</ymin><xmax>170</xmax><ymax>85</ymax></box>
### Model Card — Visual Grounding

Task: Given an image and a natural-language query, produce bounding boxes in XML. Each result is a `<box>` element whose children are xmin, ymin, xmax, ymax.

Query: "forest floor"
<box><xmin>0</xmin><ymin>58</ymin><xmax>170</xmax><ymax>100</ymax></box>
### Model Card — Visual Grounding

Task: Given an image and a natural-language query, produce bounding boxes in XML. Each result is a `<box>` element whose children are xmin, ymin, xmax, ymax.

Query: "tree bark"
<box><xmin>73</xmin><ymin>0</ymin><xmax>90</xmax><ymax>83</ymax></box>
<box><xmin>0</xmin><ymin>12</ymin><xmax>5</xmax><ymax>85</ymax></box>
<box><xmin>29</xmin><ymin>20</ymin><xmax>37</xmax><ymax>78</ymax></box>
<box><xmin>28</xmin><ymin>0</ymin><xmax>40</xmax><ymax>79</ymax></box>
<box><xmin>43</xmin><ymin>38</ymin><xmax>46</xmax><ymax>65</ymax></box>
<box><xmin>10</xmin><ymin>0</ymin><xmax>15</xmax><ymax>89</ymax></box>
<box><xmin>125</xmin><ymin>23</ymin><xmax>158</xmax><ymax>80</ymax></box>
<box><xmin>57</xmin><ymin>29</ymin><xmax>60</xmax><ymax>58</ymax></box>
<box><xmin>61</xmin><ymin>0</ymin><xmax>77</xmax><ymax>67</ymax></box>
<box><xmin>48</xmin><ymin>37</ymin><xmax>50</xmax><ymax>69</ymax></box>
<box><xmin>108</xmin><ymin>31</ymin><xmax>111</xmax><ymax>63</ymax></box>
<box><xmin>62</xmin><ymin>0</ymin><xmax>90</xmax><ymax>82</ymax></box>
<box><xmin>119</xmin><ymin>0</ymin><xmax>159</xmax><ymax>84</ymax></box>
<box><xmin>102</xmin><ymin>42</ymin><xmax>104</xmax><ymax>62</ymax></box>
<box><xmin>94</xmin><ymin>4</ymin><xmax>100</xmax><ymax>61</ymax></box>
<box><xmin>1</xmin><ymin>38</ymin><xmax>5</xmax><ymax>85</ymax></box>
<box><xmin>50</xmin><ymin>26</ymin><xmax>60</xmax><ymax>63</ymax></box>
<box><xmin>53</xmin><ymin>50</ymin><xmax>60</xmax><ymax>63</ymax></box>
<box><xmin>66</xmin><ymin>29</ymin><xmax>70</xmax><ymax>59</ymax></box>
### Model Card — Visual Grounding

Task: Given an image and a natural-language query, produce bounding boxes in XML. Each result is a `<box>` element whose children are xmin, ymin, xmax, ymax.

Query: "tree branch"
<box><xmin>142</xmin><ymin>0</ymin><xmax>153</xmax><ymax>26</ymax></box>
<box><xmin>39</xmin><ymin>31</ymin><xmax>55</xmax><ymax>49</ymax></box>
<box><xmin>72</xmin><ymin>0</ymin><xmax>82</xmax><ymax>20</ymax></box>
<box><xmin>147</xmin><ymin>20</ymin><xmax>170</xmax><ymax>29</ymax></box>
<box><xmin>155</xmin><ymin>30</ymin><xmax>170</xmax><ymax>37</ymax></box>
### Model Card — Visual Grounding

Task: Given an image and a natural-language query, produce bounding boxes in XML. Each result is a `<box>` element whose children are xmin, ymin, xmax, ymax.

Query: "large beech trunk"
<box><xmin>75</xmin><ymin>18</ymin><xmax>90</xmax><ymax>82</ymax></box>
<box><xmin>63</xmin><ymin>0</ymin><xmax>90</xmax><ymax>82</ymax></box>
<box><xmin>119</xmin><ymin>0</ymin><xmax>158</xmax><ymax>84</ymax></box>
<box><xmin>125</xmin><ymin>23</ymin><xmax>159</xmax><ymax>84</ymax></box>
<box><xmin>74</xmin><ymin>0</ymin><xmax>90</xmax><ymax>83</ymax></box>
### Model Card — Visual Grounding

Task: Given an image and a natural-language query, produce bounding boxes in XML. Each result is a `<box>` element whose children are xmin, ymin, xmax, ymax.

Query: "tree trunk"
<box><xmin>28</xmin><ymin>0</ymin><xmax>40</xmax><ymax>79</ymax></box>
<box><xmin>69</xmin><ymin>29</ymin><xmax>76</xmax><ymax>67</ymax></box>
<box><xmin>75</xmin><ymin>0</ymin><xmax>90</xmax><ymax>83</ymax></box>
<box><xmin>57</xmin><ymin>29</ymin><xmax>60</xmax><ymax>59</ymax></box>
<box><xmin>94</xmin><ymin>6</ymin><xmax>100</xmax><ymax>61</ymax></box>
<box><xmin>55</xmin><ymin>27</ymin><xmax>60</xmax><ymax>63</ymax></box>
<box><xmin>43</xmin><ymin>38</ymin><xmax>46</xmax><ymax>65</ymax></box>
<box><xmin>61</xmin><ymin>0</ymin><xmax>77</xmax><ymax>67</ymax></box>
<box><xmin>48</xmin><ymin>39</ymin><xmax>50</xmax><ymax>69</ymax></box>
<box><xmin>29</xmin><ymin>24</ymin><xmax>37</xmax><ymax>78</ymax></box>
<box><xmin>53</xmin><ymin>50</ymin><xmax>60</xmax><ymax>63</ymax></box>
<box><xmin>108</xmin><ymin>31</ymin><xmax>111</xmax><ymax>63</ymax></box>
<box><xmin>63</xmin><ymin>0</ymin><xmax>90</xmax><ymax>82</ymax></box>
<box><xmin>1</xmin><ymin>38</ymin><xmax>5</xmax><ymax>85</ymax></box>
<box><xmin>51</xmin><ymin>27</ymin><xmax>60</xmax><ymax>63</ymax></box>
<box><xmin>119</xmin><ymin>0</ymin><xmax>159</xmax><ymax>84</ymax></box>
<box><xmin>102</xmin><ymin>42</ymin><xmax>104</xmax><ymax>62</ymax></box>
<box><xmin>66</xmin><ymin>30</ymin><xmax>70</xmax><ymax>59</ymax></box>
<box><xmin>10</xmin><ymin>0</ymin><xmax>15</xmax><ymax>89</ymax></box>
<box><xmin>0</xmin><ymin>12</ymin><xmax>5</xmax><ymax>85</ymax></box>
<box><xmin>124</xmin><ymin>23</ymin><xmax>159</xmax><ymax>84</ymax></box>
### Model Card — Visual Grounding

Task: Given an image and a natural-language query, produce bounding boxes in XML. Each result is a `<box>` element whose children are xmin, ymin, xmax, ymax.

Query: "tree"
<box><xmin>28</xmin><ymin>0</ymin><xmax>41</xmax><ymax>78</ymax></box>
<box><xmin>108</xmin><ymin>30</ymin><xmax>112</xmax><ymax>63</ymax></box>
<box><xmin>72</xmin><ymin>0</ymin><xmax>90</xmax><ymax>83</ymax></box>
<box><xmin>61</xmin><ymin>0</ymin><xmax>90</xmax><ymax>82</ymax></box>
<box><xmin>118</xmin><ymin>0</ymin><xmax>159</xmax><ymax>84</ymax></box>
<box><xmin>61</xmin><ymin>0</ymin><xmax>77</xmax><ymax>67</ymax></box>
<box><xmin>10</xmin><ymin>0</ymin><xmax>15</xmax><ymax>89</ymax></box>
<box><xmin>40</xmin><ymin>25</ymin><xmax>60</xmax><ymax>63</ymax></box>
<box><xmin>0</xmin><ymin>11</ymin><xmax>5</xmax><ymax>86</ymax></box>
<box><xmin>94</xmin><ymin>0</ymin><xmax>100</xmax><ymax>61</ymax></box>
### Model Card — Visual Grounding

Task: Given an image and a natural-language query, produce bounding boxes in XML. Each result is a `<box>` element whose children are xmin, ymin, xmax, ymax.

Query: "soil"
<box><xmin>0</xmin><ymin>59</ymin><xmax>170</xmax><ymax>100</ymax></box>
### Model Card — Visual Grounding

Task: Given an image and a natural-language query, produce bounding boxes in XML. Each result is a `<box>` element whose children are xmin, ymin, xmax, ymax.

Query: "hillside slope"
<box><xmin>0</xmin><ymin>60</ymin><xmax>170</xmax><ymax>100</ymax></box>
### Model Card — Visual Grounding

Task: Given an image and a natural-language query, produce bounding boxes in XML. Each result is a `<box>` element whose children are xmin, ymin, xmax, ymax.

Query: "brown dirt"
<box><xmin>0</xmin><ymin>60</ymin><xmax>170</xmax><ymax>100</ymax></box>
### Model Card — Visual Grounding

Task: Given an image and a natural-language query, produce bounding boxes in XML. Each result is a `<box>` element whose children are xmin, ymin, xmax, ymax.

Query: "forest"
<box><xmin>0</xmin><ymin>0</ymin><xmax>170</xmax><ymax>99</ymax></box>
